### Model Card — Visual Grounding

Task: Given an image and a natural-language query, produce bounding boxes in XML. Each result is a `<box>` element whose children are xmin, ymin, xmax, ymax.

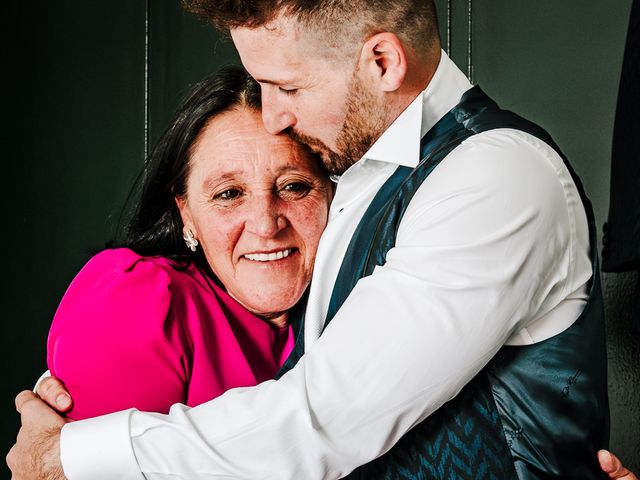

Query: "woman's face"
<box><xmin>177</xmin><ymin>108</ymin><xmax>332</xmax><ymax>323</ymax></box>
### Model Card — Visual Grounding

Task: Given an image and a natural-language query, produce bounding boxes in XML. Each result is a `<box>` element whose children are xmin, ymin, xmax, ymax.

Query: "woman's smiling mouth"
<box><xmin>243</xmin><ymin>248</ymin><xmax>294</xmax><ymax>262</ymax></box>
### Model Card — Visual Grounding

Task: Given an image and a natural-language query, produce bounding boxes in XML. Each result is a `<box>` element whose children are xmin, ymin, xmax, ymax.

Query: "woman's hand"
<box><xmin>36</xmin><ymin>375</ymin><xmax>73</xmax><ymax>413</ymax></box>
<box><xmin>599</xmin><ymin>450</ymin><xmax>638</xmax><ymax>480</ymax></box>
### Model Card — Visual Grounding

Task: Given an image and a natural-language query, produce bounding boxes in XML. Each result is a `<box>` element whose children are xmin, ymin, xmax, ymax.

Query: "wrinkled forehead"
<box><xmin>191</xmin><ymin>109</ymin><xmax>317</xmax><ymax>165</ymax></box>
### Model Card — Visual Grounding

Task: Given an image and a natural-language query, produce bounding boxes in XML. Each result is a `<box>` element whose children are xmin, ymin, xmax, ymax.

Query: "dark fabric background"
<box><xmin>603</xmin><ymin>0</ymin><xmax>640</xmax><ymax>333</ymax></box>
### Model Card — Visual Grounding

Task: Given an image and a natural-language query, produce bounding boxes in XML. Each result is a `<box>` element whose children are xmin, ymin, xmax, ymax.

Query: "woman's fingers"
<box><xmin>598</xmin><ymin>450</ymin><xmax>638</xmax><ymax>480</ymax></box>
<box><xmin>35</xmin><ymin>376</ymin><xmax>73</xmax><ymax>413</ymax></box>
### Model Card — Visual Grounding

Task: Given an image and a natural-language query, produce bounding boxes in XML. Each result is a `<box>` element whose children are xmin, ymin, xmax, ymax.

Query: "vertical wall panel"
<box><xmin>438</xmin><ymin>0</ymin><xmax>473</xmax><ymax>75</ymax></box>
<box><xmin>473</xmin><ymin>0</ymin><xmax>631</xmax><ymax>228</ymax></box>
<box><xmin>148</xmin><ymin>1</ymin><xmax>239</xmax><ymax>145</ymax></box>
<box><xmin>2</xmin><ymin>3</ymin><xmax>146</xmax><ymax>475</ymax></box>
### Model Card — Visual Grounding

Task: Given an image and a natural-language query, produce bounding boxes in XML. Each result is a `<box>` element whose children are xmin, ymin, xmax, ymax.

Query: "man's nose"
<box><xmin>245</xmin><ymin>196</ymin><xmax>288</xmax><ymax>238</ymax></box>
<box><xmin>261</xmin><ymin>90</ymin><xmax>296</xmax><ymax>134</ymax></box>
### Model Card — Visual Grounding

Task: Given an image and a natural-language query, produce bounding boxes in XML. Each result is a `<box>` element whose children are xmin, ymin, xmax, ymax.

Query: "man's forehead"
<box><xmin>231</xmin><ymin>15</ymin><xmax>303</xmax><ymax>45</ymax></box>
<box><xmin>231</xmin><ymin>23</ymin><xmax>315</xmax><ymax>79</ymax></box>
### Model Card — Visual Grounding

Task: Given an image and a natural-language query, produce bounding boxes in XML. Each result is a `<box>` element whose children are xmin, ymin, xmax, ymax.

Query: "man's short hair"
<box><xmin>183</xmin><ymin>0</ymin><xmax>440</xmax><ymax>60</ymax></box>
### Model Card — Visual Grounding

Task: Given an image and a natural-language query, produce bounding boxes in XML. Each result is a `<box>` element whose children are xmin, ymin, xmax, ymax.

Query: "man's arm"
<box><xmin>6</xmin><ymin>391</ymin><xmax>67</xmax><ymax>480</ymax></box>
<box><xmin>11</xmin><ymin>393</ymin><xmax>639</xmax><ymax>480</ymax></box>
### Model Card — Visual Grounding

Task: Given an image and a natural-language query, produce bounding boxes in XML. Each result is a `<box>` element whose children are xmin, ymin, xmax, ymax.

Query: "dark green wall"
<box><xmin>4</xmin><ymin>3</ymin><xmax>145</xmax><ymax>475</ymax></box>
<box><xmin>3</xmin><ymin>1</ymin><xmax>638</xmax><ymax>476</ymax></box>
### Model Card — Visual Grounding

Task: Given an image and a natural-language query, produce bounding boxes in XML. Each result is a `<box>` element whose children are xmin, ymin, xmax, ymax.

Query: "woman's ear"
<box><xmin>359</xmin><ymin>32</ymin><xmax>408</xmax><ymax>92</ymax></box>
<box><xmin>175</xmin><ymin>196</ymin><xmax>194</xmax><ymax>233</ymax></box>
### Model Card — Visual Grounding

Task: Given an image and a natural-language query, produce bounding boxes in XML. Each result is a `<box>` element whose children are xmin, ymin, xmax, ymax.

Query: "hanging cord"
<box><xmin>144</xmin><ymin>0</ymin><xmax>150</xmax><ymax>161</ymax></box>
<box><xmin>467</xmin><ymin>0</ymin><xmax>474</xmax><ymax>83</ymax></box>
<box><xmin>447</xmin><ymin>0</ymin><xmax>452</xmax><ymax>56</ymax></box>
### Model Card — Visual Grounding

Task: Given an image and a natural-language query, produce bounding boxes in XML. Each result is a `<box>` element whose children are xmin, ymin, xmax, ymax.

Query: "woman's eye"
<box><xmin>281</xmin><ymin>182</ymin><xmax>311</xmax><ymax>197</ymax></box>
<box><xmin>215</xmin><ymin>188</ymin><xmax>242</xmax><ymax>201</ymax></box>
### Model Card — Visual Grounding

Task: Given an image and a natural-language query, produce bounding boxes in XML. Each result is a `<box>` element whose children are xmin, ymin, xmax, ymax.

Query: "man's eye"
<box><xmin>279</xmin><ymin>87</ymin><xmax>299</xmax><ymax>96</ymax></box>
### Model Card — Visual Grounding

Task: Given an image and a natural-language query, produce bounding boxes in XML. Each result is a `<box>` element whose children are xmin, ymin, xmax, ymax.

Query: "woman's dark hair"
<box><xmin>113</xmin><ymin>65</ymin><xmax>261</xmax><ymax>273</ymax></box>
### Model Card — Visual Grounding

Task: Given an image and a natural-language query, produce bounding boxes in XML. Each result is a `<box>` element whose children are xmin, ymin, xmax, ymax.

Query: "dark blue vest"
<box><xmin>278</xmin><ymin>87</ymin><xmax>609</xmax><ymax>479</ymax></box>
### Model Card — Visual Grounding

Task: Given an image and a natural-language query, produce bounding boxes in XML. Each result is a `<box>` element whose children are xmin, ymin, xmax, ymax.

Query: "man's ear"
<box><xmin>359</xmin><ymin>32</ymin><xmax>408</xmax><ymax>92</ymax></box>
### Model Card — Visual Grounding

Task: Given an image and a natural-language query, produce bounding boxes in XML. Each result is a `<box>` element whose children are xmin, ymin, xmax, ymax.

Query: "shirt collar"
<box><xmin>361</xmin><ymin>50</ymin><xmax>473</xmax><ymax>168</ymax></box>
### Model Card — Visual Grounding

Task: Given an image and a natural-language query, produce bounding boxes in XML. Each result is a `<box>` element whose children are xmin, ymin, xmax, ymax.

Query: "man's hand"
<box><xmin>36</xmin><ymin>376</ymin><xmax>73</xmax><ymax>413</ymax></box>
<box><xmin>6</xmin><ymin>391</ymin><xmax>68</xmax><ymax>480</ymax></box>
<box><xmin>599</xmin><ymin>450</ymin><xmax>639</xmax><ymax>480</ymax></box>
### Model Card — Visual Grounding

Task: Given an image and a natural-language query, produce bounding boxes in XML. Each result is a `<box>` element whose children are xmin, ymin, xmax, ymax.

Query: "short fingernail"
<box><xmin>56</xmin><ymin>393</ymin><xmax>71</xmax><ymax>409</ymax></box>
<box><xmin>600</xmin><ymin>450</ymin><xmax>612</xmax><ymax>461</ymax></box>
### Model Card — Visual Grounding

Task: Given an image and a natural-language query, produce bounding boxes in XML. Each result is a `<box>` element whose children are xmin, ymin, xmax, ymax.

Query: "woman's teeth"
<box><xmin>244</xmin><ymin>249</ymin><xmax>292</xmax><ymax>262</ymax></box>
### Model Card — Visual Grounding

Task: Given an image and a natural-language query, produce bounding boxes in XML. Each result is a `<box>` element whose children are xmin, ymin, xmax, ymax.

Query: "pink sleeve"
<box><xmin>47</xmin><ymin>249</ymin><xmax>189</xmax><ymax>420</ymax></box>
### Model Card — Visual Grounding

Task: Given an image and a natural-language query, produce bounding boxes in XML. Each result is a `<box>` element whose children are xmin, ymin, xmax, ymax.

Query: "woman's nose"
<box><xmin>244</xmin><ymin>197</ymin><xmax>288</xmax><ymax>238</ymax></box>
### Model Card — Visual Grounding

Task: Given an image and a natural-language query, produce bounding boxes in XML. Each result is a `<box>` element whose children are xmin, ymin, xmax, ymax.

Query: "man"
<box><xmin>6</xmin><ymin>1</ymin><xmax>634</xmax><ymax>478</ymax></box>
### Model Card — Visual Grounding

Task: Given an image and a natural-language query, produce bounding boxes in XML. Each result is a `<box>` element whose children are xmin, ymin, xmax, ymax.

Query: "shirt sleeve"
<box><xmin>48</xmin><ymin>250</ymin><xmax>189</xmax><ymax>420</ymax></box>
<box><xmin>59</xmin><ymin>131</ymin><xmax>591</xmax><ymax>479</ymax></box>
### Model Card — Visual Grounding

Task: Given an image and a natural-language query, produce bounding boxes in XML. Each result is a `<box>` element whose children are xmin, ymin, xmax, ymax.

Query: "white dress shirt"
<box><xmin>60</xmin><ymin>51</ymin><xmax>592</xmax><ymax>479</ymax></box>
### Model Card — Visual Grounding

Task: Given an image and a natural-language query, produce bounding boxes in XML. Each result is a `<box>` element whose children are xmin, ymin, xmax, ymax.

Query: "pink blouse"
<box><xmin>47</xmin><ymin>248</ymin><xmax>294</xmax><ymax>420</ymax></box>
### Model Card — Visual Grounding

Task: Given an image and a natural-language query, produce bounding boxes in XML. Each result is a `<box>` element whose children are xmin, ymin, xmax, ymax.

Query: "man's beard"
<box><xmin>287</xmin><ymin>71</ymin><xmax>389</xmax><ymax>176</ymax></box>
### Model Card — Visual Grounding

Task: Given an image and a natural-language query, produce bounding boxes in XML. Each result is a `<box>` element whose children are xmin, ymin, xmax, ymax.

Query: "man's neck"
<box><xmin>383</xmin><ymin>49</ymin><xmax>440</xmax><ymax>136</ymax></box>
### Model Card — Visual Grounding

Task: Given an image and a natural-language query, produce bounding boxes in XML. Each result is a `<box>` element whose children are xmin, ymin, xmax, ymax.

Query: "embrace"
<box><xmin>8</xmin><ymin>0</ymin><xmax>638</xmax><ymax>479</ymax></box>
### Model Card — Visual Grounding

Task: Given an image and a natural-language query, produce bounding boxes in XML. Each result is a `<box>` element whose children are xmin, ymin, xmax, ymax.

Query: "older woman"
<box><xmin>46</xmin><ymin>66</ymin><xmax>332</xmax><ymax>419</ymax></box>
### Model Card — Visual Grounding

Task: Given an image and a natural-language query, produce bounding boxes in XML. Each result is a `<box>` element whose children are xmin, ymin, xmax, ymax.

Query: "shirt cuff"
<box><xmin>60</xmin><ymin>409</ymin><xmax>145</xmax><ymax>480</ymax></box>
<box><xmin>33</xmin><ymin>370</ymin><xmax>50</xmax><ymax>392</ymax></box>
